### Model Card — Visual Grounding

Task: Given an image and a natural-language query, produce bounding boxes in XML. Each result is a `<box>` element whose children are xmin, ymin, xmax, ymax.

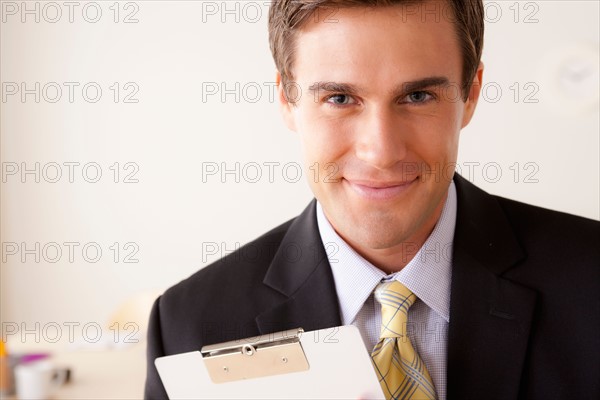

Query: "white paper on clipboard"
<box><xmin>155</xmin><ymin>325</ymin><xmax>385</xmax><ymax>399</ymax></box>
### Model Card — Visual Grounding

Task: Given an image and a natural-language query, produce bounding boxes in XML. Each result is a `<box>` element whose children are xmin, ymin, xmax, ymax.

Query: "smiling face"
<box><xmin>278</xmin><ymin>2</ymin><xmax>483</xmax><ymax>271</ymax></box>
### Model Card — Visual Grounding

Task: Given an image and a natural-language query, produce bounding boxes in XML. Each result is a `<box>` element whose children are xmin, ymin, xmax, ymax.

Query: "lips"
<box><xmin>344</xmin><ymin>177</ymin><xmax>417</xmax><ymax>200</ymax></box>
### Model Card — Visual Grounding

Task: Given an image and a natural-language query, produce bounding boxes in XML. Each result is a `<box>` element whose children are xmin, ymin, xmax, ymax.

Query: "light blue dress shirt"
<box><xmin>315</xmin><ymin>181</ymin><xmax>457</xmax><ymax>400</ymax></box>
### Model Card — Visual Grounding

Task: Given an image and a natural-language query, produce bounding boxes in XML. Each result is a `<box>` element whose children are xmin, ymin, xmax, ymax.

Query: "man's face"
<box><xmin>278</xmin><ymin>2</ymin><xmax>483</xmax><ymax>258</ymax></box>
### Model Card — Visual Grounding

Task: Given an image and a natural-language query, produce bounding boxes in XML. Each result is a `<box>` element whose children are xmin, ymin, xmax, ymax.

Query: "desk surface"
<box><xmin>51</xmin><ymin>345</ymin><xmax>146</xmax><ymax>399</ymax></box>
<box><xmin>4</xmin><ymin>340</ymin><xmax>146</xmax><ymax>399</ymax></box>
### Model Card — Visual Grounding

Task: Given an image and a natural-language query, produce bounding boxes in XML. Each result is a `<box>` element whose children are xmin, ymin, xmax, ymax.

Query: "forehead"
<box><xmin>293</xmin><ymin>3</ymin><xmax>462</xmax><ymax>85</ymax></box>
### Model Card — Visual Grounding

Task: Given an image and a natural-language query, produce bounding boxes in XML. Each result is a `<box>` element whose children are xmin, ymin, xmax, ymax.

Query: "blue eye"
<box><xmin>406</xmin><ymin>91</ymin><xmax>433</xmax><ymax>103</ymax></box>
<box><xmin>326</xmin><ymin>94</ymin><xmax>354</xmax><ymax>105</ymax></box>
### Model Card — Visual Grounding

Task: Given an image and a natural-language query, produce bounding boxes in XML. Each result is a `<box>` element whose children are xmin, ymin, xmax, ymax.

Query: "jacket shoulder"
<box><xmin>492</xmin><ymin>195</ymin><xmax>599</xmax><ymax>295</ymax></box>
<box><xmin>494</xmin><ymin>195</ymin><xmax>599</xmax><ymax>253</ymax></box>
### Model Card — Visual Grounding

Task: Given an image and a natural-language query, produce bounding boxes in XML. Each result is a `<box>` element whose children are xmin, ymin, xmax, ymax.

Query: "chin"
<box><xmin>350</xmin><ymin>216</ymin><xmax>413</xmax><ymax>249</ymax></box>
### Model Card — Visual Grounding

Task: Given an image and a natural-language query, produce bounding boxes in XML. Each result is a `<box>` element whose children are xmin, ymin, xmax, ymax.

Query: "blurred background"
<box><xmin>1</xmin><ymin>0</ymin><xmax>598</xmax><ymax>398</ymax></box>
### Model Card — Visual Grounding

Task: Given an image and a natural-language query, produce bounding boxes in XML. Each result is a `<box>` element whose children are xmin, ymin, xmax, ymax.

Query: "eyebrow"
<box><xmin>307</xmin><ymin>76</ymin><xmax>451</xmax><ymax>96</ymax></box>
<box><xmin>308</xmin><ymin>81</ymin><xmax>359</xmax><ymax>95</ymax></box>
<box><xmin>399</xmin><ymin>76</ymin><xmax>450</xmax><ymax>93</ymax></box>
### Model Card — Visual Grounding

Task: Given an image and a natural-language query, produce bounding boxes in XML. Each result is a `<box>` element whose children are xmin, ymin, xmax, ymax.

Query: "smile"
<box><xmin>344</xmin><ymin>177</ymin><xmax>417</xmax><ymax>200</ymax></box>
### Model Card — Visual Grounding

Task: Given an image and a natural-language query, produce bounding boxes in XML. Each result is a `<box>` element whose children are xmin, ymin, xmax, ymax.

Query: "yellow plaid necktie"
<box><xmin>371</xmin><ymin>281</ymin><xmax>437</xmax><ymax>400</ymax></box>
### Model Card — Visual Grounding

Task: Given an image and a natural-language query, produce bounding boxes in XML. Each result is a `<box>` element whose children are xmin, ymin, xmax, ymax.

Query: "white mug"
<box><xmin>14</xmin><ymin>360</ymin><xmax>67</xmax><ymax>400</ymax></box>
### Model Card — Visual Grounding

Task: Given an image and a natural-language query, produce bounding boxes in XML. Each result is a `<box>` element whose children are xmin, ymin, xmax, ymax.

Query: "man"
<box><xmin>145</xmin><ymin>0</ymin><xmax>600</xmax><ymax>399</ymax></box>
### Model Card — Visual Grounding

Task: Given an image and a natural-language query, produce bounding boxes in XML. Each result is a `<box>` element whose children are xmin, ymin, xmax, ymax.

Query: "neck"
<box><xmin>331</xmin><ymin>193</ymin><xmax>447</xmax><ymax>275</ymax></box>
<box><xmin>345</xmin><ymin>218</ymin><xmax>440</xmax><ymax>275</ymax></box>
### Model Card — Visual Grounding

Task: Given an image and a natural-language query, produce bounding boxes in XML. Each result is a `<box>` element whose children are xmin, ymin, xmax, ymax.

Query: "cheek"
<box><xmin>296</xmin><ymin>109</ymin><xmax>349</xmax><ymax>163</ymax></box>
<box><xmin>296</xmin><ymin>116</ymin><xmax>351</xmax><ymax>195</ymax></box>
<box><xmin>406</xmin><ymin>106</ymin><xmax>462</xmax><ymax>165</ymax></box>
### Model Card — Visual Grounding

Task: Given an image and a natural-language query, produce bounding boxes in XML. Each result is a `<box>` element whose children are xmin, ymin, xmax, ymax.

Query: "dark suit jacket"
<box><xmin>144</xmin><ymin>174</ymin><xmax>600</xmax><ymax>399</ymax></box>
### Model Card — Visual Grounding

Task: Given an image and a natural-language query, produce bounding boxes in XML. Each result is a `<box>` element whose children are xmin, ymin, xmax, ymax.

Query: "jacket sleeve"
<box><xmin>144</xmin><ymin>296</ymin><xmax>169</xmax><ymax>400</ymax></box>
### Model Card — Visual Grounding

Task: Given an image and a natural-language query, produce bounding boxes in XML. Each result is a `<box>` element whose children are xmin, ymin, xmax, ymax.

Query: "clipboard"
<box><xmin>155</xmin><ymin>325</ymin><xmax>385</xmax><ymax>399</ymax></box>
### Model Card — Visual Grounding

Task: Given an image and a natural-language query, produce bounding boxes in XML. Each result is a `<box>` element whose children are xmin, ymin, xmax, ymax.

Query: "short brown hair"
<box><xmin>268</xmin><ymin>0</ymin><xmax>484</xmax><ymax>101</ymax></box>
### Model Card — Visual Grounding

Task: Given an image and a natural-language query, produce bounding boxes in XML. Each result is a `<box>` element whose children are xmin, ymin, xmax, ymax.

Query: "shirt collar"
<box><xmin>316</xmin><ymin>181</ymin><xmax>457</xmax><ymax>324</ymax></box>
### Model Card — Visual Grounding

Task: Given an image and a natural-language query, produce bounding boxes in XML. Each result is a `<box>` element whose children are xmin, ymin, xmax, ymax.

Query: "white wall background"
<box><xmin>1</xmin><ymin>1</ymin><xmax>599</xmax><ymax>337</ymax></box>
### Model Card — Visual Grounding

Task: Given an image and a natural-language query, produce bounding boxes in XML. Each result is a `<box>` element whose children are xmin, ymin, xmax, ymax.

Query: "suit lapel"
<box><xmin>256</xmin><ymin>200</ymin><xmax>342</xmax><ymax>334</ymax></box>
<box><xmin>447</xmin><ymin>175</ymin><xmax>537</xmax><ymax>400</ymax></box>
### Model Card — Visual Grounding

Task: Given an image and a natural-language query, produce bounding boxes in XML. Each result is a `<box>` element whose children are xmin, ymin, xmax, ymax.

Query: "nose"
<box><xmin>354</xmin><ymin>105</ymin><xmax>407</xmax><ymax>170</ymax></box>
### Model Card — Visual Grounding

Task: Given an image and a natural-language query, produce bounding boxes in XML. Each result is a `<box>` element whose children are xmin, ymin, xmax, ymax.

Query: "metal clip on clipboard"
<box><xmin>200</xmin><ymin>327</ymin><xmax>310</xmax><ymax>383</ymax></box>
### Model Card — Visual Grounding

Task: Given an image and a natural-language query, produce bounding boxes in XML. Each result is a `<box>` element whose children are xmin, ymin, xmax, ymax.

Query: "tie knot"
<box><xmin>375</xmin><ymin>281</ymin><xmax>416</xmax><ymax>338</ymax></box>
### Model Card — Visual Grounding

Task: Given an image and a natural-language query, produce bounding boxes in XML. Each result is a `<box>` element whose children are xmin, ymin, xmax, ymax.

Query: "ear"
<box><xmin>461</xmin><ymin>61</ymin><xmax>484</xmax><ymax>128</ymax></box>
<box><xmin>276</xmin><ymin>71</ymin><xmax>298</xmax><ymax>132</ymax></box>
